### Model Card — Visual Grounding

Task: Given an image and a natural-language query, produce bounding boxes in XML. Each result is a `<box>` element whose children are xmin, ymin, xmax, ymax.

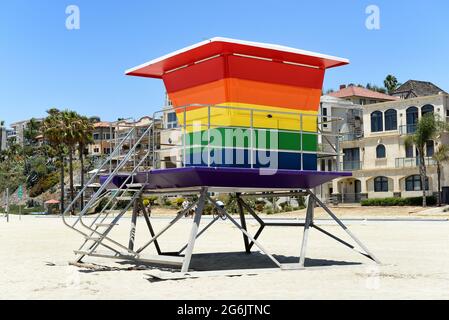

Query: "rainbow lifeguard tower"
<box><xmin>63</xmin><ymin>38</ymin><xmax>380</xmax><ymax>277</ymax></box>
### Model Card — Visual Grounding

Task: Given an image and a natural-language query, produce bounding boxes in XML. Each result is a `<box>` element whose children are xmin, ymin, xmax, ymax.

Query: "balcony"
<box><xmin>342</xmin><ymin>161</ymin><xmax>362</xmax><ymax>171</ymax></box>
<box><xmin>399</xmin><ymin>124</ymin><xmax>417</xmax><ymax>135</ymax></box>
<box><xmin>395</xmin><ymin>157</ymin><xmax>436</xmax><ymax>168</ymax></box>
<box><xmin>340</xmin><ymin>133</ymin><xmax>363</xmax><ymax>142</ymax></box>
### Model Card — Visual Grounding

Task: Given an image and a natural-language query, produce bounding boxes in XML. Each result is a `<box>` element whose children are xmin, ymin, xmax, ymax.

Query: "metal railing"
<box><xmin>340</xmin><ymin>132</ymin><xmax>363</xmax><ymax>142</ymax></box>
<box><xmin>152</xmin><ymin>104</ymin><xmax>344</xmax><ymax>171</ymax></box>
<box><xmin>342</xmin><ymin>161</ymin><xmax>362</xmax><ymax>171</ymax></box>
<box><xmin>395</xmin><ymin>157</ymin><xmax>436</xmax><ymax>168</ymax></box>
<box><xmin>62</xmin><ymin>123</ymin><xmax>155</xmax><ymax>256</ymax></box>
<box><xmin>399</xmin><ymin>124</ymin><xmax>417</xmax><ymax>135</ymax></box>
<box><xmin>341</xmin><ymin>193</ymin><xmax>363</xmax><ymax>204</ymax></box>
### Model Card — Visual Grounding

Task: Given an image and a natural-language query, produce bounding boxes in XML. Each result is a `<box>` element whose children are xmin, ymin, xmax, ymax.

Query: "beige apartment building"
<box><xmin>332</xmin><ymin>93</ymin><xmax>449</xmax><ymax>203</ymax></box>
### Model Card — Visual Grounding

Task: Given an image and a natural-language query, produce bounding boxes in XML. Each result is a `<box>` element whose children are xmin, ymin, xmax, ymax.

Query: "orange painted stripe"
<box><xmin>168</xmin><ymin>78</ymin><xmax>321</xmax><ymax>112</ymax></box>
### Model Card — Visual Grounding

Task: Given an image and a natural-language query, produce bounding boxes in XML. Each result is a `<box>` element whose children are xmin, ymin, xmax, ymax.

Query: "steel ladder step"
<box><xmin>95</xmin><ymin>223</ymin><xmax>119</xmax><ymax>227</ymax></box>
<box><xmin>84</xmin><ymin>236</ymin><xmax>104</xmax><ymax>241</ymax></box>
<box><xmin>126</xmin><ymin>183</ymin><xmax>144</xmax><ymax>188</ymax></box>
<box><xmin>73</xmin><ymin>250</ymin><xmax>184</xmax><ymax>266</ymax></box>
<box><xmin>110</xmin><ymin>189</ymin><xmax>140</xmax><ymax>193</ymax></box>
<box><xmin>116</xmin><ymin>196</ymin><xmax>134</xmax><ymax>201</ymax></box>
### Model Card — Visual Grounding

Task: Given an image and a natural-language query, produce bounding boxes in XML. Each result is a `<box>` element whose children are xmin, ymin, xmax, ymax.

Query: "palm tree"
<box><xmin>61</xmin><ymin>110</ymin><xmax>82</xmax><ymax>214</ymax></box>
<box><xmin>384</xmin><ymin>75</ymin><xmax>400</xmax><ymax>94</ymax></box>
<box><xmin>433</xmin><ymin>144</ymin><xmax>449</xmax><ymax>207</ymax></box>
<box><xmin>0</xmin><ymin>120</ymin><xmax>4</xmax><ymax>152</ymax></box>
<box><xmin>76</xmin><ymin>116</ymin><xmax>94</xmax><ymax>210</ymax></box>
<box><xmin>404</xmin><ymin>115</ymin><xmax>447</xmax><ymax>207</ymax></box>
<box><xmin>24</xmin><ymin>118</ymin><xmax>41</xmax><ymax>146</ymax></box>
<box><xmin>42</xmin><ymin>109</ymin><xmax>67</xmax><ymax>213</ymax></box>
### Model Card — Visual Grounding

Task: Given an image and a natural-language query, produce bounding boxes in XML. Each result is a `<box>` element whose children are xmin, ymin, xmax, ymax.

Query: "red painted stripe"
<box><xmin>163</xmin><ymin>55</ymin><xmax>325</xmax><ymax>93</ymax></box>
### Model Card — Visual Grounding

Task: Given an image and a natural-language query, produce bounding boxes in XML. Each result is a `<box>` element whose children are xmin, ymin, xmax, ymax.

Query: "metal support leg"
<box><xmin>128</xmin><ymin>198</ymin><xmax>139</xmax><ymax>251</ymax></box>
<box><xmin>308</xmin><ymin>191</ymin><xmax>381</xmax><ymax>264</ymax></box>
<box><xmin>178</xmin><ymin>216</ymin><xmax>219</xmax><ymax>254</ymax></box>
<box><xmin>299</xmin><ymin>194</ymin><xmax>314</xmax><ymax>267</ymax></box>
<box><xmin>248</xmin><ymin>225</ymin><xmax>265</xmax><ymax>251</ymax></box>
<box><xmin>140</xmin><ymin>201</ymin><xmax>162</xmax><ymax>255</ymax></box>
<box><xmin>136</xmin><ymin>200</ymin><xmax>198</xmax><ymax>254</ymax></box>
<box><xmin>208</xmin><ymin>195</ymin><xmax>281</xmax><ymax>268</ymax></box>
<box><xmin>236</xmin><ymin>194</ymin><xmax>251</xmax><ymax>254</ymax></box>
<box><xmin>181</xmin><ymin>189</ymin><xmax>207</xmax><ymax>273</ymax></box>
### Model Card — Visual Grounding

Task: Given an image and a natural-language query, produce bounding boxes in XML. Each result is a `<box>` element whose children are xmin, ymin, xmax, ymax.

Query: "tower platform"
<box><xmin>100</xmin><ymin>167</ymin><xmax>351</xmax><ymax>192</ymax></box>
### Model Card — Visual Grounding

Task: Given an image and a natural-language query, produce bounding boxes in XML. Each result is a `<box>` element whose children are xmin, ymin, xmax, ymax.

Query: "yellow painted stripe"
<box><xmin>176</xmin><ymin>103</ymin><xmax>318</xmax><ymax>133</ymax></box>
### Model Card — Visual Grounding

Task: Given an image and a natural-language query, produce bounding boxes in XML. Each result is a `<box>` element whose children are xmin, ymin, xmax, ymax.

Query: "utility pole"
<box><xmin>6</xmin><ymin>187</ymin><xmax>9</xmax><ymax>223</ymax></box>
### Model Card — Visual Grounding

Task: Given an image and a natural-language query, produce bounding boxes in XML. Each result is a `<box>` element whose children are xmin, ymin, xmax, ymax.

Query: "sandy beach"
<box><xmin>1</xmin><ymin>211</ymin><xmax>449</xmax><ymax>300</ymax></box>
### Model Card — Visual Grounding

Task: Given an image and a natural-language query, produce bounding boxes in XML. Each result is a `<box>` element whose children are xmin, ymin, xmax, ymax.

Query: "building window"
<box><xmin>322</xmin><ymin>107</ymin><xmax>328</xmax><ymax>128</ymax></box>
<box><xmin>167</xmin><ymin>112</ymin><xmax>178</xmax><ymax>129</ymax></box>
<box><xmin>103</xmin><ymin>133</ymin><xmax>111</xmax><ymax>140</ymax></box>
<box><xmin>360</xmin><ymin>99</ymin><xmax>367</xmax><ymax>105</ymax></box>
<box><xmin>405</xmin><ymin>175</ymin><xmax>429</xmax><ymax>191</ymax></box>
<box><xmin>93</xmin><ymin>133</ymin><xmax>100</xmax><ymax>140</ymax></box>
<box><xmin>384</xmin><ymin>109</ymin><xmax>397</xmax><ymax>131</ymax></box>
<box><xmin>327</xmin><ymin>159</ymin><xmax>333</xmax><ymax>171</ymax></box>
<box><xmin>406</xmin><ymin>107</ymin><xmax>419</xmax><ymax>134</ymax></box>
<box><xmin>320</xmin><ymin>159</ymin><xmax>326</xmax><ymax>171</ymax></box>
<box><xmin>422</xmin><ymin>104</ymin><xmax>434</xmax><ymax>117</ymax></box>
<box><xmin>426</xmin><ymin>140</ymin><xmax>435</xmax><ymax>157</ymax></box>
<box><xmin>374</xmin><ymin>177</ymin><xmax>389</xmax><ymax>192</ymax></box>
<box><xmin>376</xmin><ymin>145</ymin><xmax>386</xmax><ymax>158</ymax></box>
<box><xmin>93</xmin><ymin>148</ymin><xmax>100</xmax><ymax>153</ymax></box>
<box><xmin>371</xmin><ymin>111</ymin><xmax>383</xmax><ymax>132</ymax></box>
<box><xmin>343</xmin><ymin>148</ymin><xmax>360</xmax><ymax>170</ymax></box>
<box><xmin>406</xmin><ymin>144</ymin><xmax>414</xmax><ymax>158</ymax></box>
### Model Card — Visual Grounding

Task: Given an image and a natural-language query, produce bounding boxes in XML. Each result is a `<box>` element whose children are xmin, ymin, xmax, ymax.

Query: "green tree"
<box><xmin>42</xmin><ymin>108</ymin><xmax>67</xmax><ymax>213</ymax></box>
<box><xmin>432</xmin><ymin>144</ymin><xmax>449</xmax><ymax>207</ymax></box>
<box><xmin>405</xmin><ymin>115</ymin><xmax>447</xmax><ymax>207</ymax></box>
<box><xmin>0</xmin><ymin>120</ymin><xmax>4</xmax><ymax>152</ymax></box>
<box><xmin>76</xmin><ymin>115</ymin><xmax>94</xmax><ymax>210</ymax></box>
<box><xmin>61</xmin><ymin>110</ymin><xmax>81</xmax><ymax>213</ymax></box>
<box><xmin>384</xmin><ymin>75</ymin><xmax>400</xmax><ymax>94</ymax></box>
<box><xmin>24</xmin><ymin>118</ymin><xmax>41</xmax><ymax>146</ymax></box>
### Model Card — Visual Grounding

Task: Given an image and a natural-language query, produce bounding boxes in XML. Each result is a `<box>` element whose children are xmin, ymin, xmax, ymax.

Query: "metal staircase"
<box><xmin>62</xmin><ymin>121</ymin><xmax>177</xmax><ymax>266</ymax></box>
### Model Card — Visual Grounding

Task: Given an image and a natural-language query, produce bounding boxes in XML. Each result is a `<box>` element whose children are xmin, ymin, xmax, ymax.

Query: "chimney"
<box><xmin>340</xmin><ymin>84</ymin><xmax>346</xmax><ymax>90</ymax></box>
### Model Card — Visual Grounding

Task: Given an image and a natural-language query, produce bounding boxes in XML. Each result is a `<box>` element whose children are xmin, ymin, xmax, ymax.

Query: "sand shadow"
<box><xmin>72</xmin><ymin>251</ymin><xmax>361</xmax><ymax>275</ymax></box>
<box><xmin>188</xmin><ymin>251</ymin><xmax>361</xmax><ymax>271</ymax></box>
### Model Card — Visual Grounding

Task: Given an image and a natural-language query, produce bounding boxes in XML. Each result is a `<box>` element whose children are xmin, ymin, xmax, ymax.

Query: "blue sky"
<box><xmin>1</xmin><ymin>0</ymin><xmax>448</xmax><ymax>125</ymax></box>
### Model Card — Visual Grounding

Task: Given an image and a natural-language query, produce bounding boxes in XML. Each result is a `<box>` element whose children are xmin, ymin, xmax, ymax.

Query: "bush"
<box><xmin>145</xmin><ymin>196</ymin><xmax>158</xmax><ymax>206</ymax></box>
<box><xmin>361</xmin><ymin>196</ymin><xmax>437</xmax><ymax>207</ymax></box>
<box><xmin>163</xmin><ymin>198</ymin><xmax>172</xmax><ymax>207</ymax></box>
<box><xmin>174</xmin><ymin>198</ymin><xmax>186</xmax><ymax>208</ymax></box>
<box><xmin>95</xmin><ymin>197</ymin><xmax>111</xmax><ymax>213</ymax></box>
<box><xmin>29</xmin><ymin>172</ymin><xmax>59</xmax><ymax>197</ymax></box>
<box><xmin>255</xmin><ymin>203</ymin><xmax>265</xmax><ymax>212</ymax></box>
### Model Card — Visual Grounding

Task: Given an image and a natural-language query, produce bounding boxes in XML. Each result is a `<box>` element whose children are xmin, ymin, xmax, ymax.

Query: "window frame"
<box><xmin>376</xmin><ymin>144</ymin><xmax>386</xmax><ymax>159</ymax></box>
<box><xmin>371</xmin><ymin>111</ymin><xmax>383</xmax><ymax>132</ymax></box>
<box><xmin>405</xmin><ymin>175</ymin><xmax>429</xmax><ymax>191</ymax></box>
<box><xmin>384</xmin><ymin>109</ymin><xmax>398</xmax><ymax>131</ymax></box>
<box><xmin>374</xmin><ymin>176</ymin><xmax>389</xmax><ymax>192</ymax></box>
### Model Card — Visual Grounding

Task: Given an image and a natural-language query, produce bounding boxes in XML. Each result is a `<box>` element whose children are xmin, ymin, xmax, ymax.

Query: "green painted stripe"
<box><xmin>184</xmin><ymin>128</ymin><xmax>317</xmax><ymax>152</ymax></box>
